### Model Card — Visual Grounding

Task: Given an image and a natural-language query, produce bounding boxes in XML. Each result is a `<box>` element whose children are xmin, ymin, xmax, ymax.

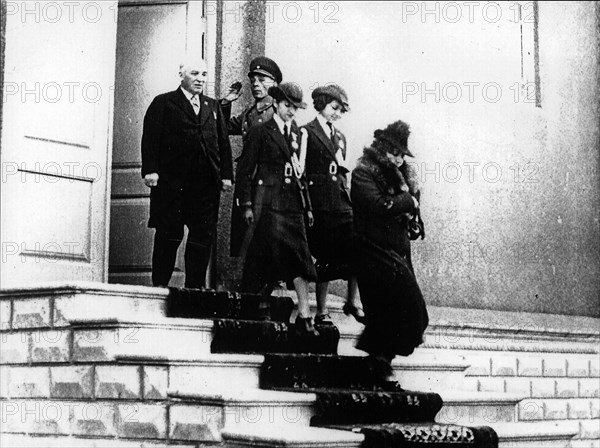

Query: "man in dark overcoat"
<box><xmin>141</xmin><ymin>58</ymin><xmax>233</xmax><ymax>288</ymax></box>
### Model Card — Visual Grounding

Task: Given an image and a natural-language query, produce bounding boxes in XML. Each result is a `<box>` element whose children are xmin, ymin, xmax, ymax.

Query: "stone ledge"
<box><xmin>0</xmin><ymin>433</ymin><xmax>197</xmax><ymax>448</ymax></box>
<box><xmin>491</xmin><ymin>420</ymin><xmax>580</xmax><ymax>440</ymax></box>
<box><xmin>0</xmin><ymin>281</ymin><xmax>169</xmax><ymax>300</ymax></box>
<box><xmin>169</xmin><ymin>388</ymin><xmax>317</xmax><ymax>406</ymax></box>
<box><xmin>222</xmin><ymin>425</ymin><xmax>364</xmax><ymax>447</ymax></box>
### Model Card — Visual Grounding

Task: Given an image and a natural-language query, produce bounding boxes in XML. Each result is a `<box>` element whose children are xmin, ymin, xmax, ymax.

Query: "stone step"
<box><xmin>74</xmin><ymin>317</ymin><xmax>213</xmax><ymax>362</ymax></box>
<box><xmin>168</xmin><ymin>388</ymin><xmax>316</xmax><ymax>441</ymax></box>
<box><xmin>436</xmin><ymin>391</ymin><xmax>523</xmax><ymax>426</ymax></box>
<box><xmin>222</xmin><ymin>421</ymin><xmax>580</xmax><ymax>448</ymax></box>
<box><xmin>492</xmin><ymin>421</ymin><xmax>579</xmax><ymax>447</ymax></box>
<box><xmin>221</xmin><ymin>425</ymin><xmax>364</xmax><ymax>447</ymax></box>
<box><xmin>0</xmin><ymin>433</ymin><xmax>198</xmax><ymax>448</ymax></box>
<box><xmin>337</xmin><ymin>343</ymin><xmax>470</xmax><ymax>392</ymax></box>
<box><xmin>0</xmin><ymin>281</ymin><xmax>168</xmax><ymax>330</ymax></box>
<box><xmin>120</xmin><ymin>350</ymin><xmax>468</xmax><ymax>394</ymax></box>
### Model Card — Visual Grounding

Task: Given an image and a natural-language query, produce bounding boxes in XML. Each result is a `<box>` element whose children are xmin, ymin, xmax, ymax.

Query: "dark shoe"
<box><xmin>343</xmin><ymin>302</ymin><xmax>366</xmax><ymax>324</ymax></box>
<box><xmin>294</xmin><ymin>317</ymin><xmax>320</xmax><ymax>337</ymax></box>
<box><xmin>314</xmin><ymin>313</ymin><xmax>334</xmax><ymax>325</ymax></box>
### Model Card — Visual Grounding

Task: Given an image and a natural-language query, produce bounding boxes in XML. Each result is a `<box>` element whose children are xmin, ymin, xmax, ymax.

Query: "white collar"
<box><xmin>180</xmin><ymin>86</ymin><xmax>199</xmax><ymax>102</ymax></box>
<box><xmin>316</xmin><ymin>114</ymin><xmax>333</xmax><ymax>137</ymax></box>
<box><xmin>272</xmin><ymin>113</ymin><xmax>289</xmax><ymax>135</ymax></box>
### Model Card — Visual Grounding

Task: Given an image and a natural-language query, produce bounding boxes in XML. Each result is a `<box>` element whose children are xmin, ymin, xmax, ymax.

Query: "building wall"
<box><xmin>260</xmin><ymin>1</ymin><xmax>599</xmax><ymax>317</ymax></box>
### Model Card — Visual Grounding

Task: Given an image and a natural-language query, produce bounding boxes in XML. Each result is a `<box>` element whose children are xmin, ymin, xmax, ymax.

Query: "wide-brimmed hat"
<box><xmin>247</xmin><ymin>56</ymin><xmax>283</xmax><ymax>84</ymax></box>
<box><xmin>268</xmin><ymin>83</ymin><xmax>307</xmax><ymax>109</ymax></box>
<box><xmin>312</xmin><ymin>84</ymin><xmax>350</xmax><ymax>112</ymax></box>
<box><xmin>373</xmin><ymin>120</ymin><xmax>414</xmax><ymax>157</ymax></box>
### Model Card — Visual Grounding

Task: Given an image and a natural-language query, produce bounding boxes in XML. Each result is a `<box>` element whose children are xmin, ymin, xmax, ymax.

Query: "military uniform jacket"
<box><xmin>236</xmin><ymin>118</ymin><xmax>311</xmax><ymax>213</ymax></box>
<box><xmin>221</xmin><ymin>98</ymin><xmax>276</xmax><ymax>141</ymax></box>
<box><xmin>303</xmin><ymin>118</ymin><xmax>352</xmax><ymax>212</ymax></box>
<box><xmin>141</xmin><ymin>88</ymin><xmax>233</xmax><ymax>227</ymax></box>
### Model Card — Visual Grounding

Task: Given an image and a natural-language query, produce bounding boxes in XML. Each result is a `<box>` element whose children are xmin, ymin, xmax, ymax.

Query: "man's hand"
<box><xmin>243</xmin><ymin>207</ymin><xmax>254</xmax><ymax>225</ymax></box>
<box><xmin>306</xmin><ymin>211</ymin><xmax>314</xmax><ymax>227</ymax></box>
<box><xmin>222</xmin><ymin>81</ymin><xmax>243</xmax><ymax>103</ymax></box>
<box><xmin>221</xmin><ymin>179</ymin><xmax>233</xmax><ymax>192</ymax></box>
<box><xmin>144</xmin><ymin>173</ymin><xmax>159</xmax><ymax>187</ymax></box>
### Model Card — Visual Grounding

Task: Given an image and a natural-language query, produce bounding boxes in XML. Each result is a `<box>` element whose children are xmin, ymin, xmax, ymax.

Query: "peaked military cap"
<box><xmin>268</xmin><ymin>83</ymin><xmax>307</xmax><ymax>109</ymax></box>
<box><xmin>248</xmin><ymin>56</ymin><xmax>283</xmax><ymax>84</ymax></box>
<box><xmin>312</xmin><ymin>84</ymin><xmax>350</xmax><ymax>112</ymax></box>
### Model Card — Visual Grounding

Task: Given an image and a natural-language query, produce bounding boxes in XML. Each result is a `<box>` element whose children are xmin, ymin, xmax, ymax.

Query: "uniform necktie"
<box><xmin>284</xmin><ymin>124</ymin><xmax>291</xmax><ymax>147</ymax></box>
<box><xmin>191</xmin><ymin>95</ymin><xmax>200</xmax><ymax>115</ymax></box>
<box><xmin>327</xmin><ymin>122</ymin><xmax>335</xmax><ymax>141</ymax></box>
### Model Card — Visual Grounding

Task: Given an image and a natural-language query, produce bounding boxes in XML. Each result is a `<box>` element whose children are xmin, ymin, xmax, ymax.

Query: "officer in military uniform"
<box><xmin>220</xmin><ymin>56</ymin><xmax>284</xmax><ymax>258</ymax></box>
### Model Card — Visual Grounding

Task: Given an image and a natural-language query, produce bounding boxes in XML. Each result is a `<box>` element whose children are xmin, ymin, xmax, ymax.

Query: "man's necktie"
<box><xmin>191</xmin><ymin>95</ymin><xmax>200</xmax><ymax>115</ymax></box>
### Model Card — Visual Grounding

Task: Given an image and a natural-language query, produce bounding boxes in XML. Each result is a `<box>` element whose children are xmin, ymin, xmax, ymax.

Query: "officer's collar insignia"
<box><xmin>256</xmin><ymin>97</ymin><xmax>273</xmax><ymax>113</ymax></box>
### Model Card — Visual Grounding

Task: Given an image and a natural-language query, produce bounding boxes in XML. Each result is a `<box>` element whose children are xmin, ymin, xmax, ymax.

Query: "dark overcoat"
<box><xmin>351</xmin><ymin>146</ymin><xmax>428</xmax><ymax>357</ymax></box>
<box><xmin>221</xmin><ymin>99</ymin><xmax>276</xmax><ymax>256</ymax></box>
<box><xmin>141</xmin><ymin>88</ymin><xmax>233</xmax><ymax>229</ymax></box>
<box><xmin>303</xmin><ymin>118</ymin><xmax>354</xmax><ymax>280</ymax></box>
<box><xmin>236</xmin><ymin>118</ymin><xmax>316</xmax><ymax>288</ymax></box>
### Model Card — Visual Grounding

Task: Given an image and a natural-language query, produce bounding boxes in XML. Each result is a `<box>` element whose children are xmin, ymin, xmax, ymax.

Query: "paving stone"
<box><xmin>531</xmin><ymin>378</ymin><xmax>555</xmax><ymax>398</ymax></box>
<box><xmin>579</xmin><ymin>378</ymin><xmax>600</xmax><ymax>397</ymax></box>
<box><xmin>30</xmin><ymin>329</ymin><xmax>71</xmax><ymax>363</ymax></box>
<box><xmin>590</xmin><ymin>357</ymin><xmax>599</xmax><ymax>377</ymax></box>
<box><xmin>116</xmin><ymin>403</ymin><xmax>167</xmax><ymax>439</ymax></box>
<box><xmin>464</xmin><ymin>356</ymin><xmax>491</xmax><ymax>376</ymax></box>
<box><xmin>491</xmin><ymin>356</ymin><xmax>517</xmax><ymax>376</ymax></box>
<box><xmin>505</xmin><ymin>377</ymin><xmax>531</xmax><ymax>396</ymax></box>
<box><xmin>0</xmin><ymin>332</ymin><xmax>30</xmax><ymax>364</ymax></box>
<box><xmin>95</xmin><ymin>366</ymin><xmax>141</xmax><ymax>399</ymax></box>
<box><xmin>555</xmin><ymin>378</ymin><xmax>579</xmax><ymax>398</ymax></box>
<box><xmin>568</xmin><ymin>399</ymin><xmax>592</xmax><ymax>419</ymax></box>
<box><xmin>12</xmin><ymin>299</ymin><xmax>51</xmax><ymax>328</ymax></box>
<box><xmin>567</xmin><ymin>357</ymin><xmax>591</xmax><ymax>377</ymax></box>
<box><xmin>7</xmin><ymin>367</ymin><xmax>50</xmax><ymax>398</ymax></box>
<box><xmin>0</xmin><ymin>300</ymin><xmax>12</xmax><ymax>330</ymax></box>
<box><xmin>517</xmin><ymin>356</ymin><xmax>543</xmax><ymax>377</ymax></box>
<box><xmin>544</xmin><ymin>399</ymin><xmax>568</xmax><ymax>420</ymax></box>
<box><xmin>543</xmin><ymin>358</ymin><xmax>567</xmax><ymax>377</ymax></box>
<box><xmin>518</xmin><ymin>399</ymin><xmax>544</xmax><ymax>421</ymax></box>
<box><xmin>71</xmin><ymin>401</ymin><xmax>117</xmax><ymax>437</ymax></box>
<box><xmin>143</xmin><ymin>366</ymin><xmax>168</xmax><ymax>400</ymax></box>
<box><xmin>169</xmin><ymin>404</ymin><xmax>222</xmax><ymax>442</ymax></box>
<box><xmin>50</xmin><ymin>366</ymin><xmax>94</xmax><ymax>399</ymax></box>
<box><xmin>477</xmin><ymin>377</ymin><xmax>505</xmax><ymax>392</ymax></box>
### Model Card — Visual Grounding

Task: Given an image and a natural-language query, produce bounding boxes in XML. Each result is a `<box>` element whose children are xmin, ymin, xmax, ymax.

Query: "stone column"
<box><xmin>214</xmin><ymin>0</ymin><xmax>267</xmax><ymax>291</ymax></box>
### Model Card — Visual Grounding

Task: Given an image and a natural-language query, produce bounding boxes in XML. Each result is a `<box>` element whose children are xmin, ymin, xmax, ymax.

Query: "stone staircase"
<box><xmin>1</xmin><ymin>281</ymin><xmax>597</xmax><ymax>447</ymax></box>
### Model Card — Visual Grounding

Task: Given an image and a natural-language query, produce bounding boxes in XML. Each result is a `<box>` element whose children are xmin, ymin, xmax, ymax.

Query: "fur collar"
<box><xmin>357</xmin><ymin>146</ymin><xmax>419</xmax><ymax>194</ymax></box>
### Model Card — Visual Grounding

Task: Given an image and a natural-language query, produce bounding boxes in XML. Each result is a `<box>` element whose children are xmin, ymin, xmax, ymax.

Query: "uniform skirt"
<box><xmin>307</xmin><ymin>210</ymin><xmax>354</xmax><ymax>281</ymax></box>
<box><xmin>242</xmin><ymin>207</ymin><xmax>317</xmax><ymax>292</ymax></box>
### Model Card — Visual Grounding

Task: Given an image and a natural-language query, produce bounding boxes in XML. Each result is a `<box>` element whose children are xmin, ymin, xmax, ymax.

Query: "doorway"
<box><xmin>108</xmin><ymin>0</ymin><xmax>211</xmax><ymax>286</ymax></box>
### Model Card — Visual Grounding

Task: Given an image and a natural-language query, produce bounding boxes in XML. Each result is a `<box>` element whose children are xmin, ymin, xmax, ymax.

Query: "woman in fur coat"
<box><xmin>350</xmin><ymin>119</ymin><xmax>428</xmax><ymax>384</ymax></box>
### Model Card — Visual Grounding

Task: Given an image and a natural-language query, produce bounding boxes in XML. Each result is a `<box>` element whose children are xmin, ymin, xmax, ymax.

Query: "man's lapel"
<box><xmin>173</xmin><ymin>88</ymin><xmax>198</xmax><ymax>121</ymax></box>
<box><xmin>308</xmin><ymin>118</ymin><xmax>337</xmax><ymax>160</ymax></box>
<box><xmin>199</xmin><ymin>94</ymin><xmax>213</xmax><ymax>125</ymax></box>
